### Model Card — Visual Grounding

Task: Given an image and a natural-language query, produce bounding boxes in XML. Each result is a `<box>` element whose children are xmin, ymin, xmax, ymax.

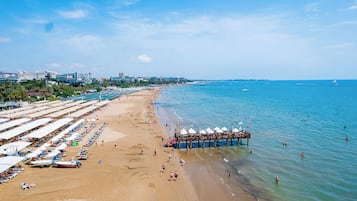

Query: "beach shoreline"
<box><xmin>0</xmin><ymin>86</ymin><xmax>256</xmax><ymax>201</ymax></box>
<box><xmin>155</xmin><ymin>86</ymin><xmax>260</xmax><ymax>201</ymax></box>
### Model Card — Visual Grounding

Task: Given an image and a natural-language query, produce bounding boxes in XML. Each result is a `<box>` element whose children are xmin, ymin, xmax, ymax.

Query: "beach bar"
<box><xmin>172</xmin><ymin>127</ymin><xmax>251</xmax><ymax>149</ymax></box>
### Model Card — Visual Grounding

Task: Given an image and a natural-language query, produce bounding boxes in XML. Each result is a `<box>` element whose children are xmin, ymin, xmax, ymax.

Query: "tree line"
<box><xmin>0</xmin><ymin>78</ymin><xmax>189</xmax><ymax>102</ymax></box>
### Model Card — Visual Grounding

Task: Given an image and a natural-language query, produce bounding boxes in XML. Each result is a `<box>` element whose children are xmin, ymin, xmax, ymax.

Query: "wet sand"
<box><xmin>0</xmin><ymin>88</ymin><xmax>256</xmax><ymax>201</ymax></box>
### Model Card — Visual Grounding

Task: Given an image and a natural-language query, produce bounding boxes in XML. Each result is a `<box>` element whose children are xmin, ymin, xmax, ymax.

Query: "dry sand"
<box><xmin>0</xmin><ymin>88</ymin><xmax>256</xmax><ymax>201</ymax></box>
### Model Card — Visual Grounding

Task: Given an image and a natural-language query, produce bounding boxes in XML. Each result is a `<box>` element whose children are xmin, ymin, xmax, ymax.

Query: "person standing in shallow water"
<box><xmin>275</xmin><ymin>176</ymin><xmax>279</xmax><ymax>184</ymax></box>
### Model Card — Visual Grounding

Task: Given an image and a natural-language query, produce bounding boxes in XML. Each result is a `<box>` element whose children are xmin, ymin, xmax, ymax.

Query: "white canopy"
<box><xmin>180</xmin><ymin>129</ymin><xmax>188</xmax><ymax>135</ymax></box>
<box><xmin>26</xmin><ymin>149</ymin><xmax>43</xmax><ymax>158</ymax></box>
<box><xmin>6</xmin><ymin>106</ymin><xmax>50</xmax><ymax>119</ymax></box>
<box><xmin>0</xmin><ymin>118</ymin><xmax>52</xmax><ymax>140</ymax></box>
<box><xmin>65</xmin><ymin>132</ymin><xmax>79</xmax><ymax>141</ymax></box>
<box><xmin>0</xmin><ymin>156</ymin><xmax>25</xmax><ymax>173</ymax></box>
<box><xmin>214</xmin><ymin>127</ymin><xmax>223</xmax><ymax>133</ymax></box>
<box><xmin>38</xmin><ymin>143</ymin><xmax>51</xmax><ymax>151</ymax></box>
<box><xmin>205</xmin><ymin>128</ymin><xmax>214</xmax><ymax>134</ymax></box>
<box><xmin>67</xmin><ymin>105</ymin><xmax>98</xmax><ymax>118</ymax></box>
<box><xmin>199</xmin><ymin>129</ymin><xmax>207</xmax><ymax>135</ymax></box>
<box><xmin>55</xmin><ymin>143</ymin><xmax>67</xmax><ymax>151</ymax></box>
<box><xmin>27</xmin><ymin>106</ymin><xmax>65</xmax><ymax>118</ymax></box>
<box><xmin>45</xmin><ymin>150</ymin><xmax>60</xmax><ymax>158</ymax></box>
<box><xmin>188</xmin><ymin>128</ymin><xmax>196</xmax><ymax>134</ymax></box>
<box><xmin>0</xmin><ymin>105</ymin><xmax>33</xmax><ymax>116</ymax></box>
<box><xmin>95</xmin><ymin>100</ymin><xmax>111</xmax><ymax>107</ymax></box>
<box><xmin>24</xmin><ymin>118</ymin><xmax>73</xmax><ymax>139</ymax></box>
<box><xmin>49</xmin><ymin>119</ymin><xmax>85</xmax><ymax>143</ymax></box>
<box><xmin>232</xmin><ymin>128</ymin><xmax>240</xmax><ymax>133</ymax></box>
<box><xmin>0</xmin><ymin>118</ymin><xmax>31</xmax><ymax>132</ymax></box>
<box><xmin>0</xmin><ymin>118</ymin><xmax>9</xmax><ymax>124</ymax></box>
<box><xmin>0</xmin><ymin>141</ymin><xmax>32</xmax><ymax>154</ymax></box>
<box><xmin>221</xmin><ymin>127</ymin><xmax>228</xmax><ymax>132</ymax></box>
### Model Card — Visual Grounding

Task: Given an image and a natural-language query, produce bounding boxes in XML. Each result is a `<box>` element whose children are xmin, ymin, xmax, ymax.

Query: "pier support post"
<box><xmin>247</xmin><ymin>138</ymin><xmax>249</xmax><ymax>146</ymax></box>
<box><xmin>226</xmin><ymin>138</ymin><xmax>228</xmax><ymax>146</ymax></box>
<box><xmin>178</xmin><ymin>140</ymin><xmax>180</xmax><ymax>149</ymax></box>
<box><xmin>190</xmin><ymin>140</ymin><xmax>192</xmax><ymax>149</ymax></box>
<box><xmin>214</xmin><ymin>139</ymin><xmax>217</xmax><ymax>147</ymax></box>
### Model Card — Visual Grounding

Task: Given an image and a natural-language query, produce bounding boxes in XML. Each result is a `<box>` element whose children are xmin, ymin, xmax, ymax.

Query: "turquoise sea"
<box><xmin>155</xmin><ymin>80</ymin><xmax>357</xmax><ymax>201</ymax></box>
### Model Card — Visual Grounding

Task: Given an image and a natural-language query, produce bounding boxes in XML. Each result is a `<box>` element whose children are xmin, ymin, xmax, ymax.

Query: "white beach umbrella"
<box><xmin>199</xmin><ymin>129</ymin><xmax>207</xmax><ymax>135</ymax></box>
<box><xmin>188</xmin><ymin>128</ymin><xmax>196</xmax><ymax>134</ymax></box>
<box><xmin>214</xmin><ymin>127</ymin><xmax>223</xmax><ymax>133</ymax></box>
<box><xmin>221</xmin><ymin>127</ymin><xmax>228</xmax><ymax>132</ymax></box>
<box><xmin>55</xmin><ymin>143</ymin><xmax>67</xmax><ymax>151</ymax></box>
<box><xmin>26</xmin><ymin>149</ymin><xmax>42</xmax><ymax>158</ymax></box>
<box><xmin>180</xmin><ymin>129</ymin><xmax>188</xmax><ymax>136</ymax></box>
<box><xmin>46</xmin><ymin>150</ymin><xmax>60</xmax><ymax>158</ymax></box>
<box><xmin>232</xmin><ymin>128</ymin><xmax>239</xmax><ymax>133</ymax></box>
<box><xmin>206</xmin><ymin>128</ymin><xmax>214</xmax><ymax>134</ymax></box>
<box><xmin>38</xmin><ymin>143</ymin><xmax>50</xmax><ymax>151</ymax></box>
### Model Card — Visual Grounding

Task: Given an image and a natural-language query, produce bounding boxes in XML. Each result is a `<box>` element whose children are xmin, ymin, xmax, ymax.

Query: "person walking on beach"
<box><xmin>174</xmin><ymin>171</ymin><xmax>178</xmax><ymax>180</ymax></box>
<box><xmin>153</xmin><ymin>148</ymin><xmax>157</xmax><ymax>156</ymax></box>
<box><xmin>168</xmin><ymin>153</ymin><xmax>172</xmax><ymax>162</ymax></box>
<box><xmin>169</xmin><ymin>171</ymin><xmax>174</xmax><ymax>181</ymax></box>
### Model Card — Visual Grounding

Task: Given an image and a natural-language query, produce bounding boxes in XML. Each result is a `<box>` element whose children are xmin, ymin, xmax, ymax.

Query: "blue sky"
<box><xmin>0</xmin><ymin>0</ymin><xmax>356</xmax><ymax>80</ymax></box>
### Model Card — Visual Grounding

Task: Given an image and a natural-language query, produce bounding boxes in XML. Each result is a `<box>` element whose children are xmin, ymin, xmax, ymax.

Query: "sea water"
<box><xmin>155</xmin><ymin>80</ymin><xmax>357</xmax><ymax>201</ymax></box>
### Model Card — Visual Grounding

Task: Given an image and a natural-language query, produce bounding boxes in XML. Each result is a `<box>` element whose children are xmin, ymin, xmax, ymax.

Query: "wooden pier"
<box><xmin>172</xmin><ymin>128</ymin><xmax>251</xmax><ymax>149</ymax></box>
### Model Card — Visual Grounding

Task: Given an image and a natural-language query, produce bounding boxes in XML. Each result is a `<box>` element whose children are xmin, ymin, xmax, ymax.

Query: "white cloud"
<box><xmin>46</xmin><ymin>63</ymin><xmax>61</xmax><ymax>68</ymax></box>
<box><xmin>0</xmin><ymin>36</ymin><xmax>11</xmax><ymax>43</ymax></box>
<box><xmin>58</xmin><ymin>34</ymin><xmax>102</xmax><ymax>50</ymax></box>
<box><xmin>122</xmin><ymin>0</ymin><xmax>140</xmax><ymax>6</ymax></box>
<box><xmin>305</xmin><ymin>3</ymin><xmax>319</xmax><ymax>12</ymax></box>
<box><xmin>323</xmin><ymin>43</ymin><xmax>354</xmax><ymax>49</ymax></box>
<box><xmin>137</xmin><ymin>54</ymin><xmax>152</xmax><ymax>63</ymax></box>
<box><xmin>70</xmin><ymin>63</ymin><xmax>86</xmax><ymax>68</ymax></box>
<box><xmin>348</xmin><ymin>2</ymin><xmax>357</xmax><ymax>10</ymax></box>
<box><xmin>58</xmin><ymin>9</ymin><xmax>87</xmax><ymax>19</ymax></box>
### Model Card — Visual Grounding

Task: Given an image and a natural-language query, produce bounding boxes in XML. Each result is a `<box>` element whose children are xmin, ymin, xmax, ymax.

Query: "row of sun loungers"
<box><xmin>0</xmin><ymin>166</ymin><xmax>24</xmax><ymax>184</ymax></box>
<box><xmin>84</xmin><ymin>123</ymin><xmax>107</xmax><ymax>147</ymax></box>
<box><xmin>76</xmin><ymin>149</ymin><xmax>88</xmax><ymax>160</ymax></box>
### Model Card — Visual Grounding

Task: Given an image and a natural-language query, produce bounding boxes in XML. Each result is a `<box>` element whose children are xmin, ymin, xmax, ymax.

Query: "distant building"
<box><xmin>0</xmin><ymin>72</ymin><xmax>19</xmax><ymax>83</ymax></box>
<box><xmin>34</xmin><ymin>70</ymin><xmax>57</xmax><ymax>80</ymax></box>
<box><xmin>56</xmin><ymin>72</ymin><xmax>79</xmax><ymax>84</ymax></box>
<box><xmin>18</xmin><ymin>71</ymin><xmax>35</xmax><ymax>81</ymax></box>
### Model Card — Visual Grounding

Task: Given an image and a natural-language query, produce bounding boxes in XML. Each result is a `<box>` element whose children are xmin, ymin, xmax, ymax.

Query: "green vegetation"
<box><xmin>0</xmin><ymin>77</ymin><xmax>189</xmax><ymax>102</ymax></box>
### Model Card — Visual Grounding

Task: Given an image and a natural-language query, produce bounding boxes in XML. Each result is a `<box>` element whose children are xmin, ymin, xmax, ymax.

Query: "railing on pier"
<box><xmin>172</xmin><ymin>131</ymin><xmax>251</xmax><ymax>149</ymax></box>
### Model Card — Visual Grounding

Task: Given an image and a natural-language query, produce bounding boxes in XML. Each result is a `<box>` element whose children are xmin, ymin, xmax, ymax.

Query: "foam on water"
<box><xmin>155</xmin><ymin>80</ymin><xmax>357</xmax><ymax>201</ymax></box>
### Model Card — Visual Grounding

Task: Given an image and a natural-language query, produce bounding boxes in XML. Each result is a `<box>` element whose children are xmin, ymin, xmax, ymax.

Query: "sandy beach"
<box><xmin>0</xmin><ymin>88</ymin><xmax>256</xmax><ymax>201</ymax></box>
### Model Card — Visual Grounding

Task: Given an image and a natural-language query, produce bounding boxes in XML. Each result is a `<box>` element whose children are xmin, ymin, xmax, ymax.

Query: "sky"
<box><xmin>0</xmin><ymin>0</ymin><xmax>357</xmax><ymax>80</ymax></box>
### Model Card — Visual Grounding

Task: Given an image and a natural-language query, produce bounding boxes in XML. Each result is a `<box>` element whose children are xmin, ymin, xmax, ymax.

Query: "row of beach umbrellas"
<box><xmin>179</xmin><ymin>126</ymin><xmax>244</xmax><ymax>136</ymax></box>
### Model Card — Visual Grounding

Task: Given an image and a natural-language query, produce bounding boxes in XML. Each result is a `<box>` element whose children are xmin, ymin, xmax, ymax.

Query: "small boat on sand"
<box><xmin>30</xmin><ymin>160</ymin><xmax>53</xmax><ymax>168</ymax></box>
<box><xmin>54</xmin><ymin>160</ymin><xmax>81</xmax><ymax>168</ymax></box>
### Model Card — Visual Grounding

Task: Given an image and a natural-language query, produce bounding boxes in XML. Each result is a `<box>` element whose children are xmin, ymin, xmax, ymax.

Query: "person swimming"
<box><xmin>300</xmin><ymin>152</ymin><xmax>305</xmax><ymax>158</ymax></box>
